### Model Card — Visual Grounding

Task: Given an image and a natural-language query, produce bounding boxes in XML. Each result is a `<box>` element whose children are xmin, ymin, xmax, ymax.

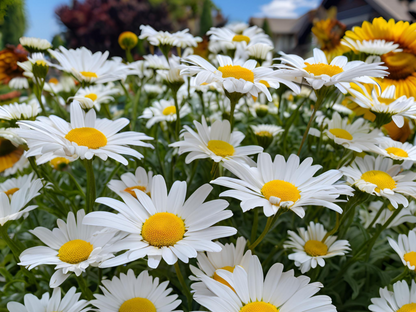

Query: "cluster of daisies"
<box><xmin>2</xmin><ymin>16</ymin><xmax>416</xmax><ymax>312</ymax></box>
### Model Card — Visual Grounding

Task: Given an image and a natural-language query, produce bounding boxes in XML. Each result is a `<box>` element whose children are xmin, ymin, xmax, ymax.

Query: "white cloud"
<box><xmin>257</xmin><ymin>0</ymin><xmax>320</xmax><ymax>19</ymax></box>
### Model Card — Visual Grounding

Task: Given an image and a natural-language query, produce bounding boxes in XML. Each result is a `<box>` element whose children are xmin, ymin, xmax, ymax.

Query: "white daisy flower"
<box><xmin>388</xmin><ymin>230</ymin><xmax>416</xmax><ymax>271</ymax></box>
<box><xmin>143</xmin><ymin>54</ymin><xmax>170</xmax><ymax>70</ymax></box>
<box><xmin>180</xmin><ymin>54</ymin><xmax>300</xmax><ymax>101</ymax></box>
<box><xmin>8</xmin><ymin>77</ymin><xmax>29</xmax><ymax>89</ymax></box>
<box><xmin>226</xmin><ymin>22</ymin><xmax>250</xmax><ymax>34</ymax></box>
<box><xmin>7</xmin><ymin>287</ymin><xmax>89</xmax><ymax>312</ymax></box>
<box><xmin>19</xmin><ymin>209</ymin><xmax>118</xmax><ymax>287</ymax></box>
<box><xmin>360</xmin><ymin>201</ymin><xmax>416</xmax><ymax>229</ymax></box>
<box><xmin>157</xmin><ymin>55</ymin><xmax>184</xmax><ymax>84</ymax></box>
<box><xmin>44</xmin><ymin>76</ymin><xmax>76</xmax><ymax>94</ymax></box>
<box><xmin>372</xmin><ymin>137</ymin><xmax>416</xmax><ymax>162</ymax></box>
<box><xmin>194</xmin><ymin>255</ymin><xmax>336</xmax><ymax>312</ymax></box>
<box><xmin>348</xmin><ymin>85</ymin><xmax>416</xmax><ymax>128</ymax></box>
<box><xmin>69</xmin><ymin>83</ymin><xmax>120</xmax><ymax>111</ymax></box>
<box><xmin>19</xmin><ymin>37</ymin><xmax>52</xmax><ymax>52</ymax></box>
<box><xmin>0</xmin><ymin>100</ymin><xmax>40</xmax><ymax>121</ymax></box>
<box><xmin>143</xmin><ymin>83</ymin><xmax>164</xmax><ymax>97</ymax></box>
<box><xmin>92</xmin><ymin>269</ymin><xmax>181</xmax><ymax>312</ymax></box>
<box><xmin>251</xmin><ymin>124</ymin><xmax>283</xmax><ymax>137</ymax></box>
<box><xmin>0</xmin><ymin>128</ymin><xmax>28</xmax><ymax>176</ymax></box>
<box><xmin>0</xmin><ymin>173</ymin><xmax>42</xmax><ymax>226</ymax></box>
<box><xmin>247</xmin><ymin>43</ymin><xmax>273</xmax><ymax>61</ymax></box>
<box><xmin>108</xmin><ymin>166</ymin><xmax>153</xmax><ymax>198</ymax></box>
<box><xmin>17</xmin><ymin>53</ymin><xmax>50</xmax><ymax>79</ymax></box>
<box><xmin>48</xmin><ymin>46</ymin><xmax>129</xmax><ymax>84</ymax></box>
<box><xmin>139</xmin><ymin>25</ymin><xmax>175</xmax><ymax>47</ymax></box>
<box><xmin>172</xmin><ymin>28</ymin><xmax>202</xmax><ymax>48</ymax></box>
<box><xmin>369</xmin><ymin>280</ymin><xmax>416</xmax><ymax>312</ymax></box>
<box><xmin>127</xmin><ymin>60</ymin><xmax>152</xmax><ymax>79</ymax></box>
<box><xmin>16</xmin><ymin>101</ymin><xmax>153</xmax><ymax>165</ymax></box>
<box><xmin>190</xmin><ymin>236</ymin><xmax>254</xmax><ymax>294</ymax></box>
<box><xmin>324</xmin><ymin>112</ymin><xmax>381</xmax><ymax>152</ymax></box>
<box><xmin>212</xmin><ymin>152</ymin><xmax>354</xmax><ymax>218</ymax></box>
<box><xmin>140</xmin><ymin>98</ymin><xmax>191</xmax><ymax>128</ymax></box>
<box><xmin>276</xmin><ymin>48</ymin><xmax>388</xmax><ymax>92</ymax></box>
<box><xmin>169</xmin><ymin>116</ymin><xmax>263</xmax><ymax>164</ymax></box>
<box><xmin>83</xmin><ymin>175</ymin><xmax>237</xmax><ymax>269</ymax></box>
<box><xmin>284</xmin><ymin>222</ymin><xmax>350</xmax><ymax>273</ymax></box>
<box><xmin>341</xmin><ymin>155</ymin><xmax>416</xmax><ymax>208</ymax></box>
<box><xmin>208</xmin><ymin>26</ymin><xmax>272</xmax><ymax>50</ymax></box>
<box><xmin>341</xmin><ymin>38</ymin><xmax>402</xmax><ymax>55</ymax></box>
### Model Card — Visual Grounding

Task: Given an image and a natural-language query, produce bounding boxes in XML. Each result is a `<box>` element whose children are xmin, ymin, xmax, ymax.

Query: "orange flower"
<box><xmin>312</xmin><ymin>18</ymin><xmax>350</xmax><ymax>61</ymax></box>
<box><xmin>383</xmin><ymin>119</ymin><xmax>412</xmax><ymax>143</ymax></box>
<box><xmin>0</xmin><ymin>45</ymin><xmax>28</xmax><ymax>84</ymax></box>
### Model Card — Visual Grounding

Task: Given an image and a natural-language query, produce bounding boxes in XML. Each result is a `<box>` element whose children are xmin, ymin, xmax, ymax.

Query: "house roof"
<box><xmin>366</xmin><ymin>0</ymin><xmax>413</xmax><ymax>21</ymax></box>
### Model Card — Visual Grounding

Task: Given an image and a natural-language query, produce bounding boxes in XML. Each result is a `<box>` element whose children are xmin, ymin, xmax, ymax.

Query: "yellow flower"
<box><xmin>118</xmin><ymin>31</ymin><xmax>138</xmax><ymax>50</ymax></box>
<box><xmin>344</xmin><ymin>17</ymin><xmax>416</xmax><ymax>97</ymax></box>
<box><xmin>312</xmin><ymin>18</ymin><xmax>350</xmax><ymax>61</ymax></box>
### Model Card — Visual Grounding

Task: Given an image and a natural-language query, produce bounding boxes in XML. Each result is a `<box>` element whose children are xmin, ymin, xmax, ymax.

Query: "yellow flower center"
<box><xmin>213</xmin><ymin>266</ymin><xmax>235</xmax><ymax>291</ymax></box>
<box><xmin>259</xmin><ymin>80</ymin><xmax>270</xmax><ymax>87</ymax></box>
<box><xmin>232</xmin><ymin>35</ymin><xmax>251</xmax><ymax>44</ymax></box>
<box><xmin>361</xmin><ymin>170</ymin><xmax>396</xmax><ymax>192</ymax></box>
<box><xmin>35</xmin><ymin>60</ymin><xmax>47</xmax><ymax>66</ymax></box>
<box><xmin>119</xmin><ymin>297</ymin><xmax>156</xmax><ymax>312</ymax></box>
<box><xmin>240</xmin><ymin>302</ymin><xmax>278</xmax><ymax>312</ymax></box>
<box><xmin>65</xmin><ymin>127</ymin><xmax>107</xmax><ymax>149</ymax></box>
<box><xmin>124</xmin><ymin>185</ymin><xmax>147</xmax><ymax>198</ymax></box>
<box><xmin>0</xmin><ymin>139</ymin><xmax>23</xmax><ymax>172</ymax></box>
<box><xmin>141</xmin><ymin>212</ymin><xmax>185</xmax><ymax>248</ymax></box>
<box><xmin>385</xmin><ymin>147</ymin><xmax>408</xmax><ymax>158</ymax></box>
<box><xmin>80</xmin><ymin>71</ymin><xmax>98</xmax><ymax>78</ymax></box>
<box><xmin>398</xmin><ymin>303</ymin><xmax>416</xmax><ymax>312</ymax></box>
<box><xmin>304</xmin><ymin>62</ymin><xmax>344</xmax><ymax>77</ymax></box>
<box><xmin>261</xmin><ymin>180</ymin><xmax>301</xmax><ymax>203</ymax></box>
<box><xmin>4</xmin><ymin>187</ymin><xmax>19</xmax><ymax>196</ymax></box>
<box><xmin>84</xmin><ymin>93</ymin><xmax>98</xmax><ymax>101</ymax></box>
<box><xmin>58</xmin><ymin>239</ymin><xmax>93</xmax><ymax>264</ymax></box>
<box><xmin>379</xmin><ymin>98</ymin><xmax>396</xmax><ymax>105</ymax></box>
<box><xmin>256</xmin><ymin>130</ymin><xmax>273</xmax><ymax>137</ymax></box>
<box><xmin>304</xmin><ymin>240</ymin><xmax>328</xmax><ymax>256</ymax></box>
<box><xmin>218</xmin><ymin>65</ymin><xmax>254</xmax><ymax>82</ymax></box>
<box><xmin>49</xmin><ymin>77</ymin><xmax>59</xmax><ymax>84</ymax></box>
<box><xmin>207</xmin><ymin>140</ymin><xmax>235</xmax><ymax>157</ymax></box>
<box><xmin>329</xmin><ymin>128</ymin><xmax>353</xmax><ymax>140</ymax></box>
<box><xmin>404</xmin><ymin>251</ymin><xmax>416</xmax><ymax>268</ymax></box>
<box><xmin>162</xmin><ymin>105</ymin><xmax>176</xmax><ymax>116</ymax></box>
<box><xmin>50</xmin><ymin>157</ymin><xmax>70</xmax><ymax>170</ymax></box>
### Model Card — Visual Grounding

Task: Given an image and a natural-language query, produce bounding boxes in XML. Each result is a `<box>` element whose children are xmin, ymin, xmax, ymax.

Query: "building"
<box><xmin>250</xmin><ymin>0</ymin><xmax>416</xmax><ymax>55</ymax></box>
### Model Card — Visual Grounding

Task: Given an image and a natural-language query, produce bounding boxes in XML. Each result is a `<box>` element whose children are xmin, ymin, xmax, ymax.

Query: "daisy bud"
<box><xmin>50</xmin><ymin>157</ymin><xmax>71</xmax><ymax>171</ymax></box>
<box><xmin>254</xmin><ymin>103</ymin><xmax>269</xmax><ymax>117</ymax></box>
<box><xmin>32</xmin><ymin>59</ymin><xmax>48</xmax><ymax>80</ymax></box>
<box><xmin>118</xmin><ymin>31</ymin><xmax>138</xmax><ymax>50</ymax></box>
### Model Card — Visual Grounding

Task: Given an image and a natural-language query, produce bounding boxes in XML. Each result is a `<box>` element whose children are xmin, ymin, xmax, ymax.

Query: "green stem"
<box><xmin>102</xmin><ymin>104</ymin><xmax>112</xmax><ymax>119</ymax></box>
<box><xmin>364</xmin><ymin>205</ymin><xmax>404</xmax><ymax>261</ymax></box>
<box><xmin>250</xmin><ymin>209</ymin><xmax>259</xmax><ymax>244</ymax></box>
<box><xmin>249</xmin><ymin>209</ymin><xmax>285</xmax><ymax>251</ymax></box>
<box><xmin>173</xmin><ymin>90</ymin><xmax>180</xmax><ymax>140</ymax></box>
<box><xmin>174</xmin><ymin>262</ymin><xmax>193</xmax><ymax>310</ymax></box>
<box><xmin>76</xmin><ymin>274</ymin><xmax>94</xmax><ymax>300</ymax></box>
<box><xmin>83</xmin><ymin>159</ymin><xmax>96</xmax><ymax>213</ymax></box>
<box><xmin>98</xmin><ymin>163</ymin><xmax>122</xmax><ymax>198</ymax></box>
<box><xmin>131</xmin><ymin>84</ymin><xmax>142</xmax><ymax>130</ymax></box>
<box><xmin>0</xmin><ymin>224</ymin><xmax>22</xmax><ymax>261</ymax></box>
<box><xmin>34</xmin><ymin>77</ymin><xmax>47</xmax><ymax>115</ymax></box>
<box><xmin>367</xmin><ymin>202</ymin><xmax>387</xmax><ymax>229</ymax></box>
<box><xmin>297</xmin><ymin>90</ymin><xmax>325</xmax><ymax>156</ymax></box>
<box><xmin>391</xmin><ymin>267</ymin><xmax>409</xmax><ymax>284</ymax></box>
<box><xmin>321</xmin><ymin>212</ymin><xmax>340</xmax><ymax>242</ymax></box>
<box><xmin>125</xmin><ymin>48</ymin><xmax>133</xmax><ymax>63</ymax></box>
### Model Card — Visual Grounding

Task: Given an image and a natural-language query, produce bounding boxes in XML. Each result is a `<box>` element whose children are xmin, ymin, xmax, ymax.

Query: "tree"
<box><xmin>0</xmin><ymin>0</ymin><xmax>26</xmax><ymax>49</ymax></box>
<box><xmin>199</xmin><ymin>0</ymin><xmax>212</xmax><ymax>36</ymax></box>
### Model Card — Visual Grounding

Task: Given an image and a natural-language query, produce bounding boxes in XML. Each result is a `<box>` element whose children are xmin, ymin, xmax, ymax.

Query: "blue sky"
<box><xmin>25</xmin><ymin>0</ymin><xmax>320</xmax><ymax>41</ymax></box>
